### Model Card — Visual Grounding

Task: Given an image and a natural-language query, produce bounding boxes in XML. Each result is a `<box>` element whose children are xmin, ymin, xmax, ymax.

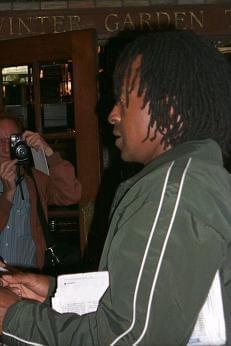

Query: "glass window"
<box><xmin>39</xmin><ymin>60</ymin><xmax>74</xmax><ymax>132</ymax></box>
<box><xmin>2</xmin><ymin>65</ymin><xmax>34</xmax><ymax>128</ymax></box>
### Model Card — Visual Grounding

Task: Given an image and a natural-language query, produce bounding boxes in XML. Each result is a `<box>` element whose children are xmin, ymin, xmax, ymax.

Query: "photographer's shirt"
<box><xmin>0</xmin><ymin>179</ymin><xmax>36</xmax><ymax>267</ymax></box>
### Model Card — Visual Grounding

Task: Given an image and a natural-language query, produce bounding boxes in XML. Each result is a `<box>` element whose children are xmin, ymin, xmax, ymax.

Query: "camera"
<box><xmin>10</xmin><ymin>134</ymin><xmax>31</xmax><ymax>164</ymax></box>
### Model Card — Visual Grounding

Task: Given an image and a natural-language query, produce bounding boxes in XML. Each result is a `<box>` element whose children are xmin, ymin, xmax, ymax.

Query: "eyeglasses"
<box><xmin>0</xmin><ymin>138</ymin><xmax>10</xmax><ymax>155</ymax></box>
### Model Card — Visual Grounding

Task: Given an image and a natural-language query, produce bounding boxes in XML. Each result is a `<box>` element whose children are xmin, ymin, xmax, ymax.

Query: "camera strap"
<box><xmin>28</xmin><ymin>170</ymin><xmax>60</xmax><ymax>266</ymax></box>
<box><xmin>16</xmin><ymin>164</ymin><xmax>25</xmax><ymax>200</ymax></box>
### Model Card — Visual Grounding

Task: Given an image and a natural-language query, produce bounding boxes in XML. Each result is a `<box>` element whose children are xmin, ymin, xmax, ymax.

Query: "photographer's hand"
<box><xmin>0</xmin><ymin>160</ymin><xmax>17</xmax><ymax>202</ymax></box>
<box><xmin>0</xmin><ymin>267</ymin><xmax>50</xmax><ymax>303</ymax></box>
<box><xmin>22</xmin><ymin>131</ymin><xmax>54</xmax><ymax>157</ymax></box>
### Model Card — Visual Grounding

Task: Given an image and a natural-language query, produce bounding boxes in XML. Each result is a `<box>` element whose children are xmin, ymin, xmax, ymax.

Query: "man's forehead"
<box><xmin>114</xmin><ymin>55</ymin><xmax>143</xmax><ymax>102</ymax></box>
<box><xmin>0</xmin><ymin>119</ymin><xmax>19</xmax><ymax>137</ymax></box>
<box><xmin>120</xmin><ymin>56</ymin><xmax>142</xmax><ymax>94</ymax></box>
<box><xmin>132</xmin><ymin>55</ymin><xmax>142</xmax><ymax>68</ymax></box>
<box><xmin>125</xmin><ymin>55</ymin><xmax>141</xmax><ymax>78</ymax></box>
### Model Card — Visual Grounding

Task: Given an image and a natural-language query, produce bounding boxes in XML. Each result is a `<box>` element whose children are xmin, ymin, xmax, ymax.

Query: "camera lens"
<box><xmin>10</xmin><ymin>134</ymin><xmax>31</xmax><ymax>164</ymax></box>
<box><xmin>16</xmin><ymin>144</ymin><xmax>28</xmax><ymax>159</ymax></box>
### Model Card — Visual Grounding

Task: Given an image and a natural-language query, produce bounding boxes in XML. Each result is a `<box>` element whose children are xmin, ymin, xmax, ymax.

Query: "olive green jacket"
<box><xmin>3</xmin><ymin>139</ymin><xmax>231</xmax><ymax>346</ymax></box>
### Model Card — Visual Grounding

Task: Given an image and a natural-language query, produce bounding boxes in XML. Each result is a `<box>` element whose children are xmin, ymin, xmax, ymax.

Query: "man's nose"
<box><xmin>108</xmin><ymin>105</ymin><xmax>120</xmax><ymax>125</ymax></box>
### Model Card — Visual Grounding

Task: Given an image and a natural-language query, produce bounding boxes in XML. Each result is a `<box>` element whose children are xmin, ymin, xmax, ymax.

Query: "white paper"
<box><xmin>52</xmin><ymin>271</ymin><xmax>109</xmax><ymax>315</ymax></box>
<box><xmin>31</xmin><ymin>148</ymin><xmax>49</xmax><ymax>176</ymax></box>
<box><xmin>0</xmin><ymin>266</ymin><xmax>8</xmax><ymax>272</ymax></box>
<box><xmin>187</xmin><ymin>271</ymin><xmax>226</xmax><ymax>346</ymax></box>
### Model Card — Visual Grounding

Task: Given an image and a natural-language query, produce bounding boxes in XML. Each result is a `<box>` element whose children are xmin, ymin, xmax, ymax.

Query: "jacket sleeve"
<box><xmin>96</xmin><ymin>197</ymin><xmax>226</xmax><ymax>346</ymax></box>
<box><xmin>0</xmin><ymin>196</ymin><xmax>12</xmax><ymax>231</ymax></box>
<box><xmin>3</xmin><ymin>300</ymin><xmax>96</xmax><ymax>346</ymax></box>
<box><xmin>1</xmin><ymin>197</ymin><xmax>226</xmax><ymax>346</ymax></box>
<box><xmin>33</xmin><ymin>152</ymin><xmax>81</xmax><ymax>206</ymax></box>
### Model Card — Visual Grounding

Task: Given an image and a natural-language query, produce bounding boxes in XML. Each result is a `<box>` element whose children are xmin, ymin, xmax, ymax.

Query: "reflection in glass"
<box><xmin>40</xmin><ymin>60</ymin><xmax>74</xmax><ymax>132</ymax></box>
<box><xmin>2</xmin><ymin>65</ymin><xmax>33</xmax><ymax>128</ymax></box>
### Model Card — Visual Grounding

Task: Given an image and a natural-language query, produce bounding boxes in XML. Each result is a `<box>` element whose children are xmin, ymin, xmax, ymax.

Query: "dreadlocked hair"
<box><xmin>113</xmin><ymin>30</ymin><xmax>231</xmax><ymax>155</ymax></box>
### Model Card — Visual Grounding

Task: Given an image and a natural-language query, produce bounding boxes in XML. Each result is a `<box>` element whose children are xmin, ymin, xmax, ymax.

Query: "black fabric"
<box><xmin>29</xmin><ymin>170</ymin><xmax>80</xmax><ymax>276</ymax></box>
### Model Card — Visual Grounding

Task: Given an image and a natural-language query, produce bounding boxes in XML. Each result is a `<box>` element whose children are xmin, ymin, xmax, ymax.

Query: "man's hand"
<box><xmin>22</xmin><ymin>131</ymin><xmax>54</xmax><ymax>157</ymax></box>
<box><xmin>0</xmin><ymin>269</ymin><xmax>50</xmax><ymax>303</ymax></box>
<box><xmin>0</xmin><ymin>159</ymin><xmax>17</xmax><ymax>202</ymax></box>
<box><xmin>0</xmin><ymin>287</ymin><xmax>21</xmax><ymax>334</ymax></box>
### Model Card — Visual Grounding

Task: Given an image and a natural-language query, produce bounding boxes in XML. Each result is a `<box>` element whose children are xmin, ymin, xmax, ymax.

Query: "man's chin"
<box><xmin>121</xmin><ymin>151</ymin><xmax>133</xmax><ymax>163</ymax></box>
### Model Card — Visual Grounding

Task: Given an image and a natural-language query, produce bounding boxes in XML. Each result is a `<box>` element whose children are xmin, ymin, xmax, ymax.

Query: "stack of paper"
<box><xmin>188</xmin><ymin>271</ymin><xmax>226</xmax><ymax>346</ymax></box>
<box><xmin>52</xmin><ymin>269</ymin><xmax>226</xmax><ymax>344</ymax></box>
<box><xmin>52</xmin><ymin>271</ymin><xmax>109</xmax><ymax>315</ymax></box>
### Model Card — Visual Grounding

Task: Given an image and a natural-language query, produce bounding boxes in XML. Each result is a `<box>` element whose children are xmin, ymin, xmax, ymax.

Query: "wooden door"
<box><xmin>0</xmin><ymin>29</ymin><xmax>101</xmax><ymax>258</ymax></box>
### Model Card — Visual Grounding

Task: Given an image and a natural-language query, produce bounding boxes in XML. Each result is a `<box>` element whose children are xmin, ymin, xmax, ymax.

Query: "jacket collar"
<box><xmin>117</xmin><ymin>139</ymin><xmax>222</xmax><ymax>198</ymax></box>
<box><xmin>141</xmin><ymin>138</ymin><xmax>223</xmax><ymax>176</ymax></box>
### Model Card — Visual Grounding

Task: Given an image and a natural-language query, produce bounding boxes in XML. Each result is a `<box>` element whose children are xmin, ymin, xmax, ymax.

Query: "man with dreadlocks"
<box><xmin>0</xmin><ymin>29</ymin><xmax>230</xmax><ymax>346</ymax></box>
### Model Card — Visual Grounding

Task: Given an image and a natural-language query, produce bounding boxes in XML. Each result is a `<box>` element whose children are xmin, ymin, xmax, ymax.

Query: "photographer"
<box><xmin>0</xmin><ymin>113</ymin><xmax>81</xmax><ymax>269</ymax></box>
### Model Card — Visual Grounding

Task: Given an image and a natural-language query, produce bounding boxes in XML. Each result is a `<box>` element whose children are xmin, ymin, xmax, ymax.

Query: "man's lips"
<box><xmin>113</xmin><ymin>130</ymin><xmax>122</xmax><ymax>148</ymax></box>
